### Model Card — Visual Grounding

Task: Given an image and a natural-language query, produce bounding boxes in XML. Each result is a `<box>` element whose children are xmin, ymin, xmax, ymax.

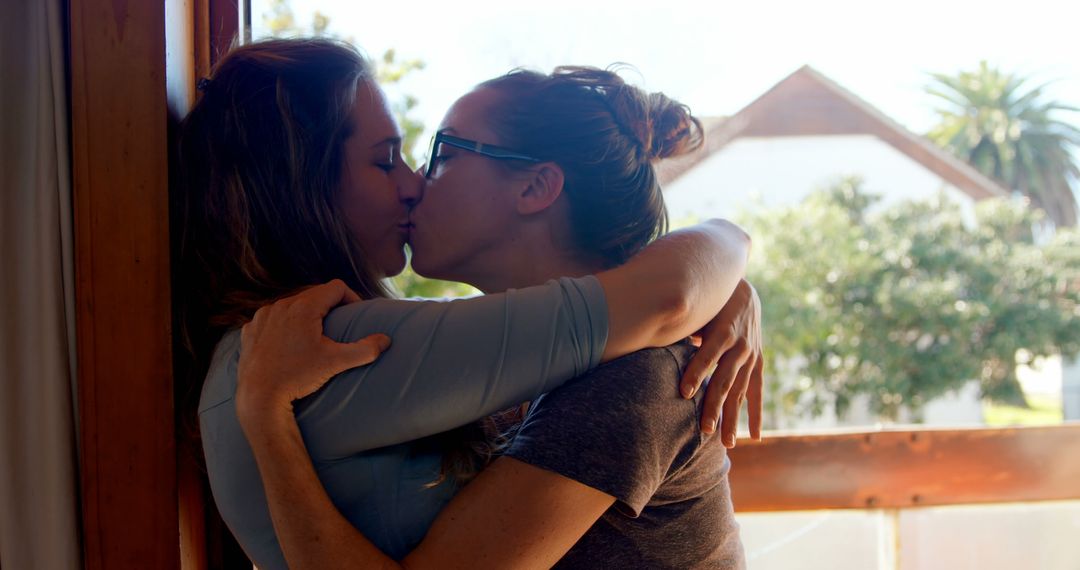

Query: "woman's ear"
<box><xmin>516</xmin><ymin>163</ymin><xmax>565</xmax><ymax>215</ymax></box>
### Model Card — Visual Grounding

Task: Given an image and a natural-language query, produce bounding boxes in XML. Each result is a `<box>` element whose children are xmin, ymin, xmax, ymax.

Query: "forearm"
<box><xmin>242</xmin><ymin>411</ymin><xmax>603</xmax><ymax>570</ymax></box>
<box><xmin>597</xmin><ymin>218</ymin><xmax>750</xmax><ymax>360</ymax></box>
<box><xmin>240</xmin><ymin>411</ymin><xmax>401</xmax><ymax>570</ymax></box>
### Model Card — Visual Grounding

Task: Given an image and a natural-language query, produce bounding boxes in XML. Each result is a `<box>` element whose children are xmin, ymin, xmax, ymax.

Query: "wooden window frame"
<box><xmin>72</xmin><ymin>1</ymin><xmax>237</xmax><ymax>569</ymax></box>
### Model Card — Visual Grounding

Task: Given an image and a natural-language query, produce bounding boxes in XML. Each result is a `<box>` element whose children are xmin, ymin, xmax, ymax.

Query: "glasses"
<box><xmin>424</xmin><ymin>131</ymin><xmax>541</xmax><ymax>179</ymax></box>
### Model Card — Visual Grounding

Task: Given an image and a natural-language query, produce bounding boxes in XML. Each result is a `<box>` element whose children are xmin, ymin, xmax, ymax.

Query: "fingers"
<box><xmin>680</xmin><ymin>332</ymin><xmax>738</xmax><ymax>399</ymax></box>
<box><xmin>249</xmin><ymin>302</ymin><xmax>270</xmax><ymax>328</ymax></box>
<box><xmin>240</xmin><ymin>304</ymin><xmax>270</xmax><ymax>349</ymax></box>
<box><xmin>340</xmin><ymin>285</ymin><xmax>362</xmax><ymax>304</ymax></box>
<box><xmin>747</xmin><ymin>356</ymin><xmax>764</xmax><ymax>440</ymax></box>
<box><xmin>328</xmin><ymin>333</ymin><xmax>392</xmax><ymax>371</ymax></box>
<box><xmin>719</xmin><ymin>355</ymin><xmax>754</xmax><ymax>447</ymax></box>
<box><xmin>698</xmin><ymin>343</ymin><xmax>749</xmax><ymax>433</ymax></box>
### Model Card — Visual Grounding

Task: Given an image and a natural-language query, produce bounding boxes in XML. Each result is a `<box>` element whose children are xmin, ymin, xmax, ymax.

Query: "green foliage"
<box><xmin>260</xmin><ymin>1</ymin><xmax>426</xmax><ymax>165</ymax></box>
<box><xmin>376</xmin><ymin>49</ymin><xmax>427</xmax><ymax>168</ymax></box>
<box><xmin>390</xmin><ymin>263</ymin><xmax>478</xmax><ymax>299</ymax></box>
<box><xmin>262</xmin><ymin>0</ymin><xmax>329</xmax><ymax>37</ymax></box>
<box><xmin>984</xmin><ymin>393</ymin><xmax>1064</xmax><ymax>427</ymax></box>
<box><xmin>742</xmin><ymin>177</ymin><xmax>1080</xmax><ymax>422</ymax></box>
<box><xmin>927</xmin><ymin>61</ymin><xmax>1080</xmax><ymax>227</ymax></box>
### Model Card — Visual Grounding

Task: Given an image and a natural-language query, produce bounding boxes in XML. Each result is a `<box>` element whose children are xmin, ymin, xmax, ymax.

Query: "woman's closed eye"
<box><xmin>375</xmin><ymin>145</ymin><xmax>402</xmax><ymax>172</ymax></box>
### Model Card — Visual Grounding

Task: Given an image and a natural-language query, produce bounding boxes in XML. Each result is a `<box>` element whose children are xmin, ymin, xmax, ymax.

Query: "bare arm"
<box><xmin>598</xmin><ymin>218</ymin><xmax>751</xmax><ymax>362</ymax></box>
<box><xmin>240</xmin><ymin>409</ymin><xmax>612</xmax><ymax>570</ymax></box>
<box><xmin>404</xmin><ymin>457</ymin><xmax>612</xmax><ymax>569</ymax></box>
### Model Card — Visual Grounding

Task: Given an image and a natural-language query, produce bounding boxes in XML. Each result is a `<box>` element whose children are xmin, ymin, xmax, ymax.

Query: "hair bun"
<box><xmin>551</xmin><ymin>66</ymin><xmax>703</xmax><ymax>162</ymax></box>
<box><xmin>643</xmin><ymin>92</ymin><xmax>704</xmax><ymax>161</ymax></box>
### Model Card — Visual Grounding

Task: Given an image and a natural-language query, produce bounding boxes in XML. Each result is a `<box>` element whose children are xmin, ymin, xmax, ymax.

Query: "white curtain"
<box><xmin>0</xmin><ymin>0</ymin><xmax>81</xmax><ymax>568</ymax></box>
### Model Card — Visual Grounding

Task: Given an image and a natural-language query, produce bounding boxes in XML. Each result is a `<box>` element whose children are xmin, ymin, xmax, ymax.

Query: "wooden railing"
<box><xmin>728</xmin><ymin>423</ymin><xmax>1080</xmax><ymax>512</ymax></box>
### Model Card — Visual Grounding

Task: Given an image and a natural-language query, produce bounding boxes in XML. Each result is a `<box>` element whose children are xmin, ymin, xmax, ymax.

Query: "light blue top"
<box><xmin>199</xmin><ymin>276</ymin><xmax>609</xmax><ymax>569</ymax></box>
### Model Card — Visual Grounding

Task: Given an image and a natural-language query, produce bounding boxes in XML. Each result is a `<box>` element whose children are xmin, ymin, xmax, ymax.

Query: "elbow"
<box><xmin>710</xmin><ymin>218</ymin><xmax>752</xmax><ymax>252</ymax></box>
<box><xmin>737</xmin><ymin>224</ymin><xmax>752</xmax><ymax>253</ymax></box>
<box><xmin>656</xmin><ymin>288</ymin><xmax>695</xmax><ymax>341</ymax></box>
<box><xmin>705</xmin><ymin>218</ymin><xmax>752</xmax><ymax>278</ymax></box>
<box><xmin>656</xmin><ymin>219</ymin><xmax>752</xmax><ymax>340</ymax></box>
<box><xmin>735</xmin><ymin>230</ymin><xmax>751</xmax><ymax>277</ymax></box>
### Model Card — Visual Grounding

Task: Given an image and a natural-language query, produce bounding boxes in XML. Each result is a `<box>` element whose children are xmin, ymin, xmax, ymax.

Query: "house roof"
<box><xmin>657</xmin><ymin>65</ymin><xmax>1010</xmax><ymax>200</ymax></box>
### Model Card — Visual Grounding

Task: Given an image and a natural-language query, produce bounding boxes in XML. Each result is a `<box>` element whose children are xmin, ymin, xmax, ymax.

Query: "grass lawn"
<box><xmin>983</xmin><ymin>393</ymin><xmax>1064</xmax><ymax>427</ymax></box>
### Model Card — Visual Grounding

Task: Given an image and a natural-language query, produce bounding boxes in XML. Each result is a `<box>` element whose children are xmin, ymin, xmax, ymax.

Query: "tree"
<box><xmin>375</xmin><ymin>49</ymin><xmax>427</xmax><ymax>168</ymax></box>
<box><xmin>261</xmin><ymin>0</ymin><xmax>426</xmax><ymax>166</ymax></box>
<box><xmin>927</xmin><ymin>61</ymin><xmax>1080</xmax><ymax>227</ymax></box>
<box><xmin>390</xmin><ymin>260</ymin><xmax>477</xmax><ymax>299</ymax></box>
<box><xmin>263</xmin><ymin>0</ymin><xmax>330</xmax><ymax>36</ymax></box>
<box><xmin>742</xmin><ymin>177</ymin><xmax>1080</xmax><ymax>423</ymax></box>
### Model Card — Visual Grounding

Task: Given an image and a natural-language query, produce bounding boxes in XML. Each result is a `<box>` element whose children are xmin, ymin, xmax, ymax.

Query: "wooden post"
<box><xmin>71</xmin><ymin>0</ymin><xmax>176</xmax><ymax>567</ymax></box>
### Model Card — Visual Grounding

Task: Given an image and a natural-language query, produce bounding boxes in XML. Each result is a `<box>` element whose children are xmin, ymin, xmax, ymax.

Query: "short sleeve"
<box><xmin>504</xmin><ymin>343</ymin><xmax>701</xmax><ymax>515</ymax></box>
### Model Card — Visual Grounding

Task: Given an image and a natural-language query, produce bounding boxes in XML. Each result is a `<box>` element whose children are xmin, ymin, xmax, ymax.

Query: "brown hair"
<box><xmin>434</xmin><ymin>66</ymin><xmax>705</xmax><ymax>484</ymax></box>
<box><xmin>171</xmin><ymin>38</ymin><xmax>391</xmax><ymax>448</ymax></box>
<box><xmin>479</xmin><ymin>66</ymin><xmax>704</xmax><ymax>268</ymax></box>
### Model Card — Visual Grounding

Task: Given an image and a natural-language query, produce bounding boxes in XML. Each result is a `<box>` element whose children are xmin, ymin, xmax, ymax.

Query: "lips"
<box><xmin>398</xmin><ymin>220</ymin><xmax>414</xmax><ymax>241</ymax></box>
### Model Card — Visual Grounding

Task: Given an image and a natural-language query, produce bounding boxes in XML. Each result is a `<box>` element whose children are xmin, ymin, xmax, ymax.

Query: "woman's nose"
<box><xmin>397</xmin><ymin>164</ymin><xmax>425</xmax><ymax>207</ymax></box>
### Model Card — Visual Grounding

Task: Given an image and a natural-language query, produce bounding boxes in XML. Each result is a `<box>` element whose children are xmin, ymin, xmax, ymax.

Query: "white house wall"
<box><xmin>662</xmin><ymin>134</ymin><xmax>976</xmax><ymax>225</ymax></box>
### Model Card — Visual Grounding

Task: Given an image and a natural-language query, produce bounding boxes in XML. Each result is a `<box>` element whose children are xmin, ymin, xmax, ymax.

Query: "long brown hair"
<box><xmin>171</xmin><ymin>38</ymin><xmax>392</xmax><ymax>447</ymax></box>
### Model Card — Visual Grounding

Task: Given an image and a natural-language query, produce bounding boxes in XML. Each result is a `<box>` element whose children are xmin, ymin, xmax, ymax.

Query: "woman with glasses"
<box><xmin>182</xmin><ymin>38</ymin><xmax>757</xmax><ymax>570</ymax></box>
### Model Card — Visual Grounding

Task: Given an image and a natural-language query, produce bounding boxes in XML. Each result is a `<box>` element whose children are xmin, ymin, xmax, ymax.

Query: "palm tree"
<box><xmin>927</xmin><ymin>61</ymin><xmax>1080</xmax><ymax>227</ymax></box>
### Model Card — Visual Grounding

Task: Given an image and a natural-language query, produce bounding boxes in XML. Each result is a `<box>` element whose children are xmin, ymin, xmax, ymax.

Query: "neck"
<box><xmin>465</xmin><ymin>227</ymin><xmax>598</xmax><ymax>294</ymax></box>
<box><xmin>473</xmin><ymin>256</ymin><xmax>595</xmax><ymax>294</ymax></box>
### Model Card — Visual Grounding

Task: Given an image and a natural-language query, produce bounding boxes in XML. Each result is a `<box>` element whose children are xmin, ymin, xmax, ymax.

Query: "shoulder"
<box><xmin>567</xmin><ymin>340</ymin><xmax>694</xmax><ymax>396</ymax></box>
<box><xmin>322</xmin><ymin>296</ymin><xmax>474</xmax><ymax>343</ymax></box>
<box><xmin>506</xmin><ymin>340</ymin><xmax>703</xmax><ymax>514</ymax></box>
<box><xmin>323</xmin><ymin>297</ymin><xmax>422</xmax><ymax>339</ymax></box>
<box><xmin>602</xmin><ymin>339</ymin><xmax>694</xmax><ymax>370</ymax></box>
<box><xmin>523</xmin><ymin>339</ymin><xmax>699</xmax><ymax>429</ymax></box>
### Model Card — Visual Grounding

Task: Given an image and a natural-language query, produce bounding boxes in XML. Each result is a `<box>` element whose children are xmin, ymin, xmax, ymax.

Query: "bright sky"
<box><xmin>254</xmin><ymin>0</ymin><xmax>1080</xmax><ymax>151</ymax></box>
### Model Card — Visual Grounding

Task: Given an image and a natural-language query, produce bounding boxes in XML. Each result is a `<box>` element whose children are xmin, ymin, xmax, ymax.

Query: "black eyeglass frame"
<box><xmin>424</xmin><ymin>131</ymin><xmax>541</xmax><ymax>178</ymax></box>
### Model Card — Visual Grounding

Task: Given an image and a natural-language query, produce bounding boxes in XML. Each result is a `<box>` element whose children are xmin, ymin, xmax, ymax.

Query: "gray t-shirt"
<box><xmin>199</xmin><ymin>276</ymin><xmax>609</xmax><ymax>569</ymax></box>
<box><xmin>506</xmin><ymin>341</ymin><xmax>746</xmax><ymax>569</ymax></box>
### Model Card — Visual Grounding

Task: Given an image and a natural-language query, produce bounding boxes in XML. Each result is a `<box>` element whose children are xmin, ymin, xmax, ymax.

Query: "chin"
<box><xmin>379</xmin><ymin>247</ymin><xmax>408</xmax><ymax>278</ymax></box>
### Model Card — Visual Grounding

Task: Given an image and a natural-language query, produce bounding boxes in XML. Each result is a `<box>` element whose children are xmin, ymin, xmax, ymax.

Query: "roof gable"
<box><xmin>658</xmin><ymin>65</ymin><xmax>1009</xmax><ymax>200</ymax></box>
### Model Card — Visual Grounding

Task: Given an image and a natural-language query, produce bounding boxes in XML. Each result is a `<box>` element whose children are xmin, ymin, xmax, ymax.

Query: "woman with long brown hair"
<box><xmin>178</xmin><ymin>38</ymin><xmax>759</xmax><ymax>569</ymax></box>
